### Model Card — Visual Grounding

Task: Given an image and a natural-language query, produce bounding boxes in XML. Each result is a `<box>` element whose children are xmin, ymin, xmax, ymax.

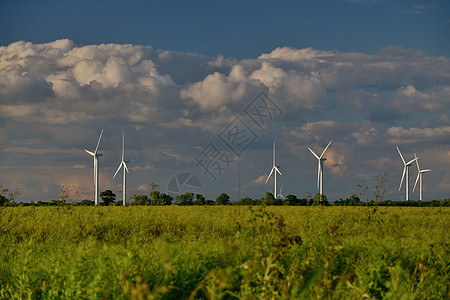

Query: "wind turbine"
<box><xmin>277</xmin><ymin>186</ymin><xmax>285</xmax><ymax>200</ymax></box>
<box><xmin>85</xmin><ymin>129</ymin><xmax>103</xmax><ymax>206</ymax></box>
<box><xmin>113</xmin><ymin>133</ymin><xmax>130</xmax><ymax>206</ymax></box>
<box><xmin>397</xmin><ymin>146</ymin><xmax>419</xmax><ymax>201</ymax></box>
<box><xmin>308</xmin><ymin>141</ymin><xmax>332</xmax><ymax>198</ymax></box>
<box><xmin>265</xmin><ymin>142</ymin><xmax>282</xmax><ymax>198</ymax></box>
<box><xmin>413</xmin><ymin>153</ymin><xmax>431</xmax><ymax>201</ymax></box>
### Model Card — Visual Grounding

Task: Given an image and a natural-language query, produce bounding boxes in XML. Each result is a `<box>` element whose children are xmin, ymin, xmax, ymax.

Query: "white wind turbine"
<box><xmin>85</xmin><ymin>129</ymin><xmax>103</xmax><ymax>206</ymax></box>
<box><xmin>413</xmin><ymin>153</ymin><xmax>431</xmax><ymax>201</ymax></box>
<box><xmin>265</xmin><ymin>142</ymin><xmax>282</xmax><ymax>198</ymax></box>
<box><xmin>308</xmin><ymin>141</ymin><xmax>332</xmax><ymax>198</ymax></box>
<box><xmin>397</xmin><ymin>146</ymin><xmax>419</xmax><ymax>201</ymax></box>
<box><xmin>113</xmin><ymin>133</ymin><xmax>130</xmax><ymax>206</ymax></box>
<box><xmin>277</xmin><ymin>186</ymin><xmax>285</xmax><ymax>200</ymax></box>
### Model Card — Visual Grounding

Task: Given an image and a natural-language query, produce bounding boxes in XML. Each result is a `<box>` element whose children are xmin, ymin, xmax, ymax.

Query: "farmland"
<box><xmin>0</xmin><ymin>206</ymin><xmax>448</xmax><ymax>299</ymax></box>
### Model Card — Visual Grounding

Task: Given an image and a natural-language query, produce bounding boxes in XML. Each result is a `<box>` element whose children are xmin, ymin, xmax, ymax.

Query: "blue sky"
<box><xmin>0</xmin><ymin>0</ymin><xmax>449</xmax><ymax>203</ymax></box>
<box><xmin>1</xmin><ymin>0</ymin><xmax>449</xmax><ymax>58</ymax></box>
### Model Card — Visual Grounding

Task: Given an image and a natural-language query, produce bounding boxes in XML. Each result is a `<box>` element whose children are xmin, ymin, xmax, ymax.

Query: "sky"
<box><xmin>0</xmin><ymin>0</ymin><xmax>449</xmax><ymax>203</ymax></box>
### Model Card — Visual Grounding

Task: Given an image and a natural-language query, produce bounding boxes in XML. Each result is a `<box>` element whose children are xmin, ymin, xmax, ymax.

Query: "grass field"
<box><xmin>0</xmin><ymin>206</ymin><xmax>448</xmax><ymax>299</ymax></box>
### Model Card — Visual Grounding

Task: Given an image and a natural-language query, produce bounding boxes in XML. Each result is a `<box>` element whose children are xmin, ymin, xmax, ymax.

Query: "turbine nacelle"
<box><xmin>397</xmin><ymin>146</ymin><xmax>419</xmax><ymax>191</ymax></box>
<box><xmin>412</xmin><ymin>153</ymin><xmax>431</xmax><ymax>197</ymax></box>
<box><xmin>308</xmin><ymin>141</ymin><xmax>332</xmax><ymax>192</ymax></box>
<box><xmin>85</xmin><ymin>129</ymin><xmax>104</xmax><ymax>206</ymax></box>
<box><xmin>265</xmin><ymin>141</ymin><xmax>282</xmax><ymax>197</ymax></box>
<box><xmin>113</xmin><ymin>133</ymin><xmax>130</xmax><ymax>206</ymax></box>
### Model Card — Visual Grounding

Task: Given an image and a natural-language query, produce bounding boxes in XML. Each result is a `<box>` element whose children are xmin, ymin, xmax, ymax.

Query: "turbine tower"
<box><xmin>113</xmin><ymin>133</ymin><xmax>130</xmax><ymax>206</ymax></box>
<box><xmin>308</xmin><ymin>141</ymin><xmax>332</xmax><ymax>198</ymax></box>
<box><xmin>85</xmin><ymin>129</ymin><xmax>103</xmax><ymax>206</ymax></box>
<box><xmin>412</xmin><ymin>153</ymin><xmax>431</xmax><ymax>201</ymax></box>
<box><xmin>397</xmin><ymin>146</ymin><xmax>419</xmax><ymax>201</ymax></box>
<box><xmin>265</xmin><ymin>142</ymin><xmax>282</xmax><ymax>198</ymax></box>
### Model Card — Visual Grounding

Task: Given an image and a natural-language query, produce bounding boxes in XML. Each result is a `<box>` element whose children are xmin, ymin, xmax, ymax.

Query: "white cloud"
<box><xmin>1</xmin><ymin>40</ymin><xmax>449</xmax><ymax>202</ymax></box>
<box><xmin>250</xmin><ymin>174</ymin><xmax>267</xmax><ymax>185</ymax></box>
<box><xmin>258</xmin><ymin>47</ymin><xmax>333</xmax><ymax>61</ymax></box>
<box><xmin>386</xmin><ymin>126</ymin><xmax>450</xmax><ymax>144</ymax></box>
<box><xmin>0</xmin><ymin>68</ymin><xmax>53</xmax><ymax>103</ymax></box>
<box><xmin>391</xmin><ymin>85</ymin><xmax>450</xmax><ymax>113</ymax></box>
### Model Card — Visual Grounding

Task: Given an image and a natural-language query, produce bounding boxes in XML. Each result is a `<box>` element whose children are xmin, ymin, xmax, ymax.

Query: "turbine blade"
<box><xmin>95</xmin><ymin>129</ymin><xmax>104</xmax><ymax>154</ymax></box>
<box><xmin>309</xmin><ymin>147</ymin><xmax>320</xmax><ymax>160</ymax></box>
<box><xmin>413</xmin><ymin>173</ymin><xmax>420</xmax><ymax>193</ymax></box>
<box><xmin>113</xmin><ymin>162</ymin><xmax>122</xmax><ymax>178</ymax></box>
<box><xmin>414</xmin><ymin>153</ymin><xmax>420</xmax><ymax>171</ymax></box>
<box><xmin>422</xmin><ymin>169</ymin><xmax>431</xmax><ymax>173</ymax></box>
<box><xmin>273</xmin><ymin>141</ymin><xmax>275</xmax><ymax>166</ymax></box>
<box><xmin>123</xmin><ymin>161</ymin><xmax>129</xmax><ymax>173</ymax></box>
<box><xmin>85</xmin><ymin>149</ymin><xmax>95</xmax><ymax>156</ymax></box>
<box><xmin>320</xmin><ymin>140</ymin><xmax>332</xmax><ymax>158</ymax></box>
<box><xmin>396</xmin><ymin>146</ymin><xmax>406</xmax><ymax>165</ymax></box>
<box><xmin>407</xmin><ymin>157</ymin><xmax>419</xmax><ymax>165</ymax></box>
<box><xmin>265</xmin><ymin>168</ymin><xmax>274</xmax><ymax>184</ymax></box>
<box><xmin>399</xmin><ymin>166</ymin><xmax>406</xmax><ymax>191</ymax></box>
<box><xmin>275</xmin><ymin>166</ymin><xmax>282</xmax><ymax>175</ymax></box>
<box><xmin>122</xmin><ymin>133</ymin><xmax>125</xmax><ymax>161</ymax></box>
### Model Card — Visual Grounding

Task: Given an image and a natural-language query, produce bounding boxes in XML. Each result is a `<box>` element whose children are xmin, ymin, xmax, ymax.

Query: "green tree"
<box><xmin>0</xmin><ymin>194</ymin><xmax>7</xmax><ymax>206</ymax></box>
<box><xmin>283</xmin><ymin>195</ymin><xmax>298</xmax><ymax>206</ymax></box>
<box><xmin>374</xmin><ymin>173</ymin><xmax>388</xmax><ymax>204</ymax></box>
<box><xmin>215</xmin><ymin>193</ymin><xmax>231</xmax><ymax>205</ymax></box>
<box><xmin>150</xmin><ymin>190</ymin><xmax>160</xmax><ymax>205</ymax></box>
<box><xmin>262</xmin><ymin>192</ymin><xmax>282</xmax><ymax>206</ymax></box>
<box><xmin>160</xmin><ymin>193</ymin><xmax>173</xmax><ymax>205</ymax></box>
<box><xmin>150</xmin><ymin>182</ymin><xmax>160</xmax><ymax>192</ymax></box>
<box><xmin>194</xmin><ymin>194</ymin><xmax>206</xmax><ymax>205</ymax></box>
<box><xmin>152</xmin><ymin>192</ymin><xmax>173</xmax><ymax>205</ymax></box>
<box><xmin>313</xmin><ymin>193</ymin><xmax>329</xmax><ymax>206</ymax></box>
<box><xmin>357</xmin><ymin>182</ymin><xmax>369</xmax><ymax>206</ymax></box>
<box><xmin>130</xmin><ymin>190</ymin><xmax>149</xmax><ymax>205</ymax></box>
<box><xmin>57</xmin><ymin>185</ymin><xmax>71</xmax><ymax>203</ymax></box>
<box><xmin>0</xmin><ymin>185</ymin><xmax>20</xmax><ymax>206</ymax></box>
<box><xmin>177</xmin><ymin>192</ymin><xmax>194</xmax><ymax>205</ymax></box>
<box><xmin>100</xmin><ymin>190</ymin><xmax>116</xmax><ymax>206</ymax></box>
<box><xmin>237</xmin><ymin>197</ymin><xmax>257</xmax><ymax>205</ymax></box>
<box><xmin>79</xmin><ymin>199</ymin><xmax>94</xmax><ymax>206</ymax></box>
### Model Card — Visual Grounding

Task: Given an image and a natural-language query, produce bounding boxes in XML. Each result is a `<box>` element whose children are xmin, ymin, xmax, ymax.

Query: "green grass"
<box><xmin>0</xmin><ymin>206</ymin><xmax>448</xmax><ymax>299</ymax></box>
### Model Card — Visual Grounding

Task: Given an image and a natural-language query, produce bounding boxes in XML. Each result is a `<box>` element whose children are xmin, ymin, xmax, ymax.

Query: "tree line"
<box><xmin>1</xmin><ymin>184</ymin><xmax>448</xmax><ymax>207</ymax></box>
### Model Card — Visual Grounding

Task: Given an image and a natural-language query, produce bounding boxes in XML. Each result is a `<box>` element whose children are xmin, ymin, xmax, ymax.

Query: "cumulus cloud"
<box><xmin>386</xmin><ymin>126</ymin><xmax>450</xmax><ymax>144</ymax></box>
<box><xmin>391</xmin><ymin>85</ymin><xmax>450</xmax><ymax>113</ymax></box>
<box><xmin>258</xmin><ymin>47</ymin><xmax>333</xmax><ymax>61</ymax></box>
<box><xmin>0</xmin><ymin>68</ymin><xmax>54</xmax><ymax>103</ymax></box>
<box><xmin>1</xmin><ymin>40</ymin><xmax>448</xmax><ymax>128</ymax></box>
<box><xmin>1</xmin><ymin>39</ymin><xmax>449</xmax><ymax>201</ymax></box>
<box><xmin>250</xmin><ymin>174</ymin><xmax>267</xmax><ymax>185</ymax></box>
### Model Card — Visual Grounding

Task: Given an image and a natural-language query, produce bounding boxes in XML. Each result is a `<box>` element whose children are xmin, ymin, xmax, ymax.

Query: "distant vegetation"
<box><xmin>0</xmin><ymin>206</ymin><xmax>448</xmax><ymax>298</ymax></box>
<box><xmin>1</xmin><ymin>184</ymin><xmax>449</xmax><ymax>207</ymax></box>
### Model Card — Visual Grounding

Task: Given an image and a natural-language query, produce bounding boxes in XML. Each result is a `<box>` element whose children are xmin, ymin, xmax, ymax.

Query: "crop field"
<box><xmin>0</xmin><ymin>206</ymin><xmax>448</xmax><ymax>299</ymax></box>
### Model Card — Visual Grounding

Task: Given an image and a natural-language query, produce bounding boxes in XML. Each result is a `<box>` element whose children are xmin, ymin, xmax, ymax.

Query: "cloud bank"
<box><xmin>0</xmin><ymin>40</ymin><xmax>449</xmax><ymax>201</ymax></box>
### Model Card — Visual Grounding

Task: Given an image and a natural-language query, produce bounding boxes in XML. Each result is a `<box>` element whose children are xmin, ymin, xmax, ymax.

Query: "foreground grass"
<box><xmin>0</xmin><ymin>206</ymin><xmax>448</xmax><ymax>299</ymax></box>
